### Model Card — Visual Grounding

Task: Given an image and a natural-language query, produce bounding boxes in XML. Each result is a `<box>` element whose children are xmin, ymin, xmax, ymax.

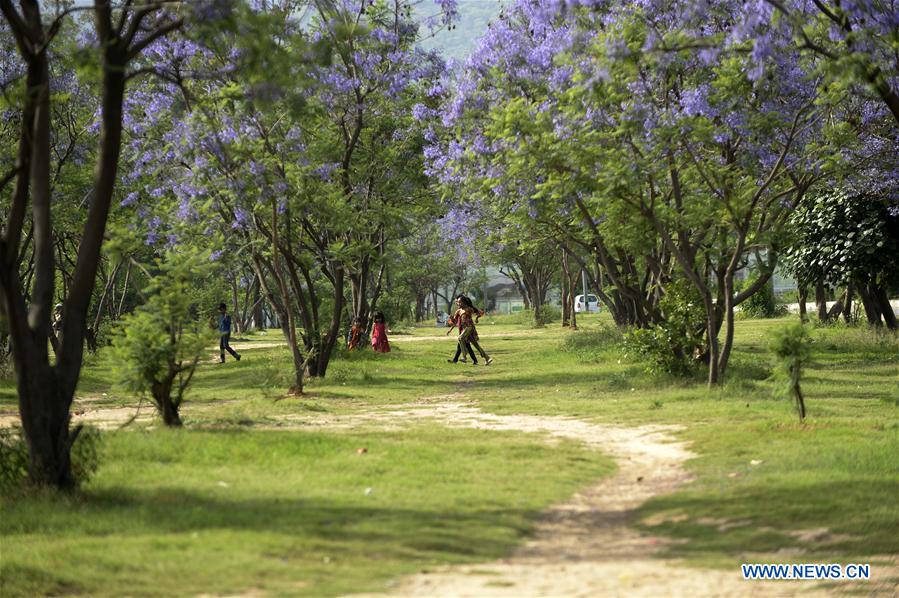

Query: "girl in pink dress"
<box><xmin>371</xmin><ymin>311</ymin><xmax>391</xmax><ymax>353</ymax></box>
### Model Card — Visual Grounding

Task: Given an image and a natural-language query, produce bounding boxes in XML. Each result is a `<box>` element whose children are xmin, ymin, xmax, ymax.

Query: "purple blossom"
<box><xmin>313</xmin><ymin>163</ymin><xmax>341</xmax><ymax>181</ymax></box>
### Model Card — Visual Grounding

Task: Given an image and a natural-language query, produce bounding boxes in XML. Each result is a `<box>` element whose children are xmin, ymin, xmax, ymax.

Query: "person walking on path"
<box><xmin>461</xmin><ymin>296</ymin><xmax>492</xmax><ymax>365</ymax></box>
<box><xmin>371</xmin><ymin>311</ymin><xmax>391</xmax><ymax>353</ymax></box>
<box><xmin>447</xmin><ymin>297</ymin><xmax>478</xmax><ymax>365</ymax></box>
<box><xmin>218</xmin><ymin>302</ymin><xmax>241</xmax><ymax>363</ymax></box>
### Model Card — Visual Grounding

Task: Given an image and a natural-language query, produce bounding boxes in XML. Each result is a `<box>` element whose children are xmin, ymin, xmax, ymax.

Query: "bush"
<box><xmin>559</xmin><ymin>326</ymin><xmax>623</xmax><ymax>362</ymax></box>
<box><xmin>623</xmin><ymin>279</ymin><xmax>706</xmax><ymax>377</ymax></box>
<box><xmin>0</xmin><ymin>425</ymin><xmax>102</xmax><ymax>493</ymax></box>
<box><xmin>739</xmin><ymin>277</ymin><xmax>787</xmax><ymax>318</ymax></box>
<box><xmin>769</xmin><ymin>321</ymin><xmax>813</xmax><ymax>421</ymax></box>
<box><xmin>534</xmin><ymin>303</ymin><xmax>560</xmax><ymax>327</ymax></box>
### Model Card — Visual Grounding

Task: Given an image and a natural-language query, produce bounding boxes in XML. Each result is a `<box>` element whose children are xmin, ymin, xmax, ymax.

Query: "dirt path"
<box><xmin>319</xmin><ymin>400</ymin><xmax>861</xmax><ymax>597</ymax></box>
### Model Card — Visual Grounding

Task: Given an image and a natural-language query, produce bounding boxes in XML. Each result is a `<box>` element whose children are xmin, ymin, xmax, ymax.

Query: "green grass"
<box><xmin>2</xmin><ymin>314</ymin><xmax>898</xmax><ymax>594</ymax></box>
<box><xmin>1</xmin><ymin>426</ymin><xmax>611</xmax><ymax>596</ymax></box>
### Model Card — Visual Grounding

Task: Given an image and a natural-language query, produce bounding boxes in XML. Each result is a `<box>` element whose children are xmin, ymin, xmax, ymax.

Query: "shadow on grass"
<box><xmin>4</xmin><ymin>485</ymin><xmax>536</xmax><ymax>562</ymax></box>
<box><xmin>637</xmin><ymin>479</ymin><xmax>899</xmax><ymax>559</ymax></box>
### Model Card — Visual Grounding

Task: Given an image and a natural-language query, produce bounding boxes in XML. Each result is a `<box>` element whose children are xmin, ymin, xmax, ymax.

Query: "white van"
<box><xmin>574</xmin><ymin>294</ymin><xmax>600</xmax><ymax>313</ymax></box>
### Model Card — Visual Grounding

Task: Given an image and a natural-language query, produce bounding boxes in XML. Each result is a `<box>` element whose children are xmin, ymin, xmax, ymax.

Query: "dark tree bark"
<box><xmin>815</xmin><ymin>281</ymin><xmax>829</xmax><ymax>322</ymax></box>
<box><xmin>253</xmin><ymin>279</ymin><xmax>265</xmax><ymax>330</ymax></box>
<box><xmin>841</xmin><ymin>285</ymin><xmax>853</xmax><ymax>323</ymax></box>
<box><xmin>798</xmin><ymin>286</ymin><xmax>808</xmax><ymax>321</ymax></box>
<box><xmin>857</xmin><ymin>285</ymin><xmax>883</xmax><ymax>326</ymax></box>
<box><xmin>873</xmin><ymin>285</ymin><xmax>898</xmax><ymax>330</ymax></box>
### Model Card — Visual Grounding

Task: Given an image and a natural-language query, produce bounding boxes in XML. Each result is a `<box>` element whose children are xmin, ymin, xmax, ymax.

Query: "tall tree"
<box><xmin>0</xmin><ymin>0</ymin><xmax>183</xmax><ymax>487</ymax></box>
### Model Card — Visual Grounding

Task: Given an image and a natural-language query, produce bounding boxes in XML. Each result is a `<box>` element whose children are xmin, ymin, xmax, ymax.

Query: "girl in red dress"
<box><xmin>371</xmin><ymin>311</ymin><xmax>391</xmax><ymax>353</ymax></box>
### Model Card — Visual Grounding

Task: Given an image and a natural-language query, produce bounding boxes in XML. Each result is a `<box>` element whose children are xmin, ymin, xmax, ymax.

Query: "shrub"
<box><xmin>559</xmin><ymin>326</ymin><xmax>623</xmax><ymax>362</ymax></box>
<box><xmin>769</xmin><ymin>321</ymin><xmax>813</xmax><ymax>421</ymax></box>
<box><xmin>534</xmin><ymin>303</ymin><xmax>560</xmax><ymax>327</ymax></box>
<box><xmin>111</xmin><ymin>252</ymin><xmax>213</xmax><ymax>427</ymax></box>
<box><xmin>739</xmin><ymin>277</ymin><xmax>787</xmax><ymax>318</ymax></box>
<box><xmin>1</xmin><ymin>425</ymin><xmax>102</xmax><ymax>493</ymax></box>
<box><xmin>623</xmin><ymin>279</ymin><xmax>706</xmax><ymax>377</ymax></box>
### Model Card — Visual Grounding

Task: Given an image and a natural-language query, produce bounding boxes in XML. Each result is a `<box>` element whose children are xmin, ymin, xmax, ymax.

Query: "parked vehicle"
<box><xmin>574</xmin><ymin>294</ymin><xmax>601</xmax><ymax>313</ymax></box>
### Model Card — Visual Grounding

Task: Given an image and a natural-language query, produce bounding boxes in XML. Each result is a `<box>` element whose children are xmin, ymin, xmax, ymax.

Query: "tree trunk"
<box><xmin>414</xmin><ymin>292</ymin><xmax>425</xmax><ymax>322</ymax></box>
<box><xmin>873</xmin><ymin>285</ymin><xmax>898</xmax><ymax>330</ymax></box>
<box><xmin>14</xmin><ymin>359</ymin><xmax>77</xmax><ymax>488</ymax></box>
<box><xmin>2</xmin><ymin>22</ymin><xmax>79</xmax><ymax>488</ymax></box>
<box><xmin>704</xmin><ymin>295</ymin><xmax>720</xmax><ymax>385</ymax></box>
<box><xmin>857</xmin><ymin>285</ymin><xmax>883</xmax><ymax>326</ymax></box>
<box><xmin>815</xmin><ymin>281</ymin><xmax>828</xmax><ymax>322</ymax></box>
<box><xmin>253</xmin><ymin>280</ymin><xmax>264</xmax><ymax>330</ymax></box>
<box><xmin>230</xmin><ymin>275</ymin><xmax>241</xmax><ymax>334</ymax></box>
<box><xmin>568</xmin><ymin>269</ymin><xmax>577</xmax><ymax>330</ymax></box>
<box><xmin>560</xmin><ymin>249</ymin><xmax>571</xmax><ymax>327</ymax></box>
<box><xmin>315</xmin><ymin>265</ymin><xmax>344</xmax><ymax>378</ymax></box>
<box><xmin>798</xmin><ymin>286</ymin><xmax>808</xmax><ymax>321</ymax></box>
<box><xmin>160</xmin><ymin>399</ymin><xmax>182</xmax><ymax>426</ymax></box>
<box><xmin>842</xmin><ymin>285</ymin><xmax>853</xmax><ymax>323</ymax></box>
<box><xmin>826</xmin><ymin>288</ymin><xmax>846</xmax><ymax>321</ymax></box>
<box><xmin>717</xmin><ymin>276</ymin><xmax>736</xmax><ymax>378</ymax></box>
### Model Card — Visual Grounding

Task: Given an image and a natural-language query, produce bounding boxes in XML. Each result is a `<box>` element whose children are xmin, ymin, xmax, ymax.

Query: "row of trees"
<box><xmin>0</xmin><ymin>0</ymin><xmax>469</xmax><ymax>488</ymax></box>
<box><xmin>420</xmin><ymin>0</ymin><xmax>898</xmax><ymax>384</ymax></box>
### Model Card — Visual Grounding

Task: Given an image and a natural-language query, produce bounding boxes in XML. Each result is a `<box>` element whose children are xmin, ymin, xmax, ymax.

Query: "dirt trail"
<box><xmin>324</xmin><ymin>400</ymin><xmax>864</xmax><ymax>597</ymax></box>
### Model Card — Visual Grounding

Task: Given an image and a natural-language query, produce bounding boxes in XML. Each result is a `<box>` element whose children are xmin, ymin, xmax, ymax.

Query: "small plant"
<box><xmin>769</xmin><ymin>321</ymin><xmax>813</xmax><ymax>421</ymax></box>
<box><xmin>111</xmin><ymin>252</ymin><xmax>213</xmax><ymax>427</ymax></box>
<box><xmin>1</xmin><ymin>425</ymin><xmax>102</xmax><ymax>493</ymax></box>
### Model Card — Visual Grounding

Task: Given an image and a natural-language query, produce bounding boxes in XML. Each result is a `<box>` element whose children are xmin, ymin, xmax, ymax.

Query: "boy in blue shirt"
<box><xmin>218</xmin><ymin>302</ymin><xmax>241</xmax><ymax>363</ymax></box>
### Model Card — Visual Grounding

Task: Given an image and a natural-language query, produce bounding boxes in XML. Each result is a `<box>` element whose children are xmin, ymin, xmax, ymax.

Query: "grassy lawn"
<box><xmin>2</xmin><ymin>314</ymin><xmax>898</xmax><ymax>594</ymax></box>
<box><xmin>1</xmin><ymin>426</ymin><xmax>611</xmax><ymax>596</ymax></box>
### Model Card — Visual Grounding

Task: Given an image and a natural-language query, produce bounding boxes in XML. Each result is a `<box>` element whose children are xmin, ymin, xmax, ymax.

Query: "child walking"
<box><xmin>218</xmin><ymin>302</ymin><xmax>241</xmax><ymax>363</ymax></box>
<box><xmin>371</xmin><ymin>311</ymin><xmax>391</xmax><ymax>353</ymax></box>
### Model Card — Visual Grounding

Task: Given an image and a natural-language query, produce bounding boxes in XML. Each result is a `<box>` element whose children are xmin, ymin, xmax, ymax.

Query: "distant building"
<box><xmin>483</xmin><ymin>266</ymin><xmax>562</xmax><ymax>314</ymax></box>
